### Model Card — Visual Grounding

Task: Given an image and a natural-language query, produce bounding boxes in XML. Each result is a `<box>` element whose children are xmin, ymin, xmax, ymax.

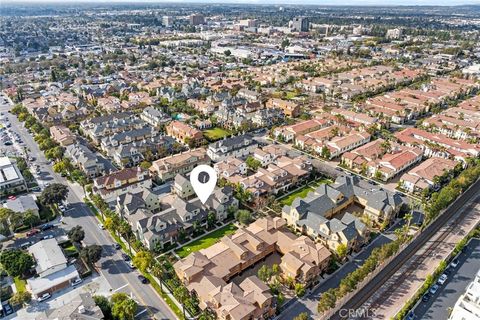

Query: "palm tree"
<box><xmin>151</xmin><ymin>262</ymin><xmax>164</xmax><ymax>292</ymax></box>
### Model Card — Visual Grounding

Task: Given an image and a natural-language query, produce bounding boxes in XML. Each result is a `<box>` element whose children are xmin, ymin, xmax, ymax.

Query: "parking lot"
<box><xmin>411</xmin><ymin>238</ymin><xmax>480</xmax><ymax>319</ymax></box>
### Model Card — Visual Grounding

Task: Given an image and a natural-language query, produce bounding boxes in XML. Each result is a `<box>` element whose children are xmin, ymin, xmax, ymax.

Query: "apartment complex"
<box><xmin>174</xmin><ymin>217</ymin><xmax>331</xmax><ymax>320</ymax></box>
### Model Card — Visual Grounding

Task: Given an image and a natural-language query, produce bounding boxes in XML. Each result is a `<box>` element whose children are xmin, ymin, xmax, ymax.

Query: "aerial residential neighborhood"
<box><xmin>0</xmin><ymin>2</ymin><xmax>479</xmax><ymax>320</ymax></box>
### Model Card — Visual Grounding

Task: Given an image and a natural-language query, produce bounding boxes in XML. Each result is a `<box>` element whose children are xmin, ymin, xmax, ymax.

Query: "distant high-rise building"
<box><xmin>240</xmin><ymin>19</ymin><xmax>258</xmax><ymax>28</ymax></box>
<box><xmin>292</xmin><ymin>17</ymin><xmax>309</xmax><ymax>32</ymax></box>
<box><xmin>386</xmin><ymin>28</ymin><xmax>403</xmax><ymax>39</ymax></box>
<box><xmin>190</xmin><ymin>14</ymin><xmax>205</xmax><ymax>26</ymax></box>
<box><xmin>162</xmin><ymin>16</ymin><xmax>174</xmax><ymax>27</ymax></box>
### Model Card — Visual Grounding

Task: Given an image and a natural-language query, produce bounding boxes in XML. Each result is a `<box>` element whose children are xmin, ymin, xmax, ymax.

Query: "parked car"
<box><xmin>3</xmin><ymin>303</ymin><xmax>13</xmax><ymax>315</ymax></box>
<box><xmin>38</xmin><ymin>293</ymin><xmax>51</xmax><ymax>302</ymax></box>
<box><xmin>58</xmin><ymin>205</ymin><xmax>66</xmax><ymax>212</ymax></box>
<box><xmin>43</xmin><ymin>234</ymin><xmax>54</xmax><ymax>240</ymax></box>
<box><xmin>98</xmin><ymin>223</ymin><xmax>105</xmax><ymax>230</ymax></box>
<box><xmin>128</xmin><ymin>261</ymin><xmax>136</xmax><ymax>269</ymax></box>
<box><xmin>429</xmin><ymin>284</ymin><xmax>439</xmax><ymax>295</ymax></box>
<box><xmin>40</xmin><ymin>224</ymin><xmax>54</xmax><ymax>231</ymax></box>
<box><xmin>71</xmin><ymin>278</ymin><xmax>83</xmax><ymax>287</ymax></box>
<box><xmin>137</xmin><ymin>275</ymin><xmax>149</xmax><ymax>284</ymax></box>
<box><xmin>113</xmin><ymin>243</ymin><xmax>121</xmax><ymax>250</ymax></box>
<box><xmin>421</xmin><ymin>293</ymin><xmax>430</xmax><ymax>302</ymax></box>
<box><xmin>406</xmin><ymin>311</ymin><xmax>415</xmax><ymax>320</ymax></box>
<box><xmin>20</xmin><ymin>241</ymin><xmax>33</xmax><ymax>250</ymax></box>
<box><xmin>30</xmin><ymin>186</ymin><xmax>41</xmax><ymax>192</ymax></box>
<box><xmin>437</xmin><ymin>274</ymin><xmax>448</xmax><ymax>285</ymax></box>
<box><xmin>26</xmin><ymin>229</ymin><xmax>40</xmax><ymax>237</ymax></box>
<box><xmin>122</xmin><ymin>253</ymin><xmax>130</xmax><ymax>261</ymax></box>
<box><xmin>450</xmin><ymin>258</ymin><xmax>460</xmax><ymax>268</ymax></box>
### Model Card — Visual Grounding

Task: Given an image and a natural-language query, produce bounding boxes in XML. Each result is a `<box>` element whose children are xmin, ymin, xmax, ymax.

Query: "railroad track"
<box><xmin>361</xmin><ymin>194</ymin><xmax>479</xmax><ymax>317</ymax></box>
<box><xmin>330</xmin><ymin>178</ymin><xmax>480</xmax><ymax>320</ymax></box>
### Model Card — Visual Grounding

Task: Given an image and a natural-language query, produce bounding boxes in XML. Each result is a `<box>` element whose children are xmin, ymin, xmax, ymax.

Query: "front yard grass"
<box><xmin>279</xmin><ymin>178</ymin><xmax>333</xmax><ymax>206</ymax></box>
<box><xmin>14</xmin><ymin>277</ymin><xmax>26</xmax><ymax>293</ymax></box>
<box><xmin>175</xmin><ymin>224</ymin><xmax>238</xmax><ymax>258</ymax></box>
<box><xmin>203</xmin><ymin>127</ymin><xmax>231</xmax><ymax>142</ymax></box>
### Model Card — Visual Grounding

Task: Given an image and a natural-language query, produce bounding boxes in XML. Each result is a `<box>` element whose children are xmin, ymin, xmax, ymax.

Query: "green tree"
<box><xmin>9</xmin><ymin>291</ymin><xmax>31</xmax><ymax>307</ymax></box>
<box><xmin>94</xmin><ymin>295</ymin><xmax>112</xmax><ymax>319</ymax></box>
<box><xmin>40</xmin><ymin>183</ymin><xmax>69</xmax><ymax>205</ymax></box>
<box><xmin>68</xmin><ymin>225</ymin><xmax>85</xmax><ymax>243</ymax></box>
<box><xmin>111</xmin><ymin>293</ymin><xmax>137</xmax><ymax>320</ymax></box>
<box><xmin>207</xmin><ymin>211</ymin><xmax>217</xmax><ymax>229</ymax></box>
<box><xmin>23</xmin><ymin>209</ymin><xmax>40</xmax><ymax>229</ymax></box>
<box><xmin>294</xmin><ymin>312</ymin><xmax>309</xmax><ymax>320</ymax></box>
<box><xmin>245</xmin><ymin>156</ymin><xmax>262</xmax><ymax>171</ymax></box>
<box><xmin>133</xmin><ymin>251</ymin><xmax>153</xmax><ymax>273</ymax></box>
<box><xmin>235</xmin><ymin>209</ymin><xmax>252</xmax><ymax>225</ymax></box>
<box><xmin>173</xmin><ymin>286</ymin><xmax>189</xmax><ymax>304</ymax></box>
<box><xmin>317</xmin><ymin>288</ymin><xmax>337</xmax><ymax>313</ymax></box>
<box><xmin>139</xmin><ymin>161</ymin><xmax>152</xmax><ymax>170</ymax></box>
<box><xmin>258</xmin><ymin>265</ymin><xmax>273</xmax><ymax>282</ymax></box>
<box><xmin>0</xmin><ymin>249</ymin><xmax>34</xmax><ymax>277</ymax></box>
<box><xmin>321</xmin><ymin>146</ymin><xmax>331</xmax><ymax>159</ymax></box>
<box><xmin>81</xmin><ymin>245</ymin><xmax>102</xmax><ymax>265</ymax></box>
<box><xmin>295</xmin><ymin>283</ymin><xmax>306</xmax><ymax>297</ymax></box>
<box><xmin>336</xmin><ymin>243</ymin><xmax>348</xmax><ymax>260</ymax></box>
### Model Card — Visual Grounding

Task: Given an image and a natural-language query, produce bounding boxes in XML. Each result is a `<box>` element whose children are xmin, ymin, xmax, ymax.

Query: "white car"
<box><xmin>38</xmin><ymin>293</ymin><xmax>51</xmax><ymax>302</ymax></box>
<box><xmin>58</xmin><ymin>205</ymin><xmax>66</xmax><ymax>212</ymax></box>
<box><xmin>43</xmin><ymin>234</ymin><xmax>54</xmax><ymax>240</ymax></box>
<box><xmin>450</xmin><ymin>258</ymin><xmax>459</xmax><ymax>268</ymax></box>
<box><xmin>437</xmin><ymin>274</ymin><xmax>448</xmax><ymax>285</ymax></box>
<box><xmin>128</xmin><ymin>261</ymin><xmax>136</xmax><ymax>269</ymax></box>
<box><xmin>98</xmin><ymin>223</ymin><xmax>105</xmax><ymax>230</ymax></box>
<box><xmin>71</xmin><ymin>278</ymin><xmax>83</xmax><ymax>287</ymax></box>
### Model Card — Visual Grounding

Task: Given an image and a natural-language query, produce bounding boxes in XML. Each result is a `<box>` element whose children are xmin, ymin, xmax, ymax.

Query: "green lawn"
<box><xmin>279</xmin><ymin>178</ymin><xmax>333</xmax><ymax>206</ymax></box>
<box><xmin>14</xmin><ymin>277</ymin><xmax>26</xmax><ymax>293</ymax></box>
<box><xmin>203</xmin><ymin>127</ymin><xmax>231</xmax><ymax>142</ymax></box>
<box><xmin>175</xmin><ymin>224</ymin><xmax>238</xmax><ymax>258</ymax></box>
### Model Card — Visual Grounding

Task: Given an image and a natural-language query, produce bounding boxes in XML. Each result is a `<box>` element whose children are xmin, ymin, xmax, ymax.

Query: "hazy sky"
<box><xmin>3</xmin><ymin>0</ymin><xmax>480</xmax><ymax>5</ymax></box>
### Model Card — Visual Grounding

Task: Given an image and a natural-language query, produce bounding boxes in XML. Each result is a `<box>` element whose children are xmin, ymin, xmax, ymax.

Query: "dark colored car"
<box><xmin>138</xmin><ymin>275</ymin><xmax>149</xmax><ymax>284</ymax></box>
<box><xmin>113</xmin><ymin>243</ymin><xmax>121</xmax><ymax>250</ymax></box>
<box><xmin>40</xmin><ymin>223</ymin><xmax>54</xmax><ymax>231</ymax></box>
<box><xmin>422</xmin><ymin>293</ymin><xmax>430</xmax><ymax>302</ymax></box>
<box><xmin>122</xmin><ymin>253</ymin><xmax>130</xmax><ymax>261</ymax></box>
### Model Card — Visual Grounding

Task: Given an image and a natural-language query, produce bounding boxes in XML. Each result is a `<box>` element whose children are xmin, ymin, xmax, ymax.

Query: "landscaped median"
<box><xmin>175</xmin><ymin>223</ymin><xmax>238</xmax><ymax>258</ymax></box>
<box><xmin>84</xmin><ymin>198</ymin><xmax>187</xmax><ymax>319</ymax></box>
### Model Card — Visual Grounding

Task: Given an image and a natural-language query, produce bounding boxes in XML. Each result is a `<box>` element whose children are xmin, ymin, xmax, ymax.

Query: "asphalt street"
<box><xmin>0</xmin><ymin>96</ymin><xmax>177</xmax><ymax>320</ymax></box>
<box><xmin>412</xmin><ymin>238</ymin><xmax>480</xmax><ymax>320</ymax></box>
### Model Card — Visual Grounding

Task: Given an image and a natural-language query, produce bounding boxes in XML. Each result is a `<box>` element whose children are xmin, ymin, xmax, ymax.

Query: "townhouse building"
<box><xmin>49</xmin><ymin>125</ymin><xmax>76</xmax><ymax>146</ymax></box>
<box><xmin>93</xmin><ymin>167</ymin><xmax>152</xmax><ymax>203</ymax></box>
<box><xmin>207</xmin><ymin>134</ymin><xmax>258</xmax><ymax>162</ymax></box>
<box><xmin>65</xmin><ymin>144</ymin><xmax>104</xmax><ymax>178</ymax></box>
<box><xmin>166</xmin><ymin>120</ymin><xmax>204</xmax><ymax>147</ymax></box>
<box><xmin>149</xmin><ymin>148</ymin><xmax>210</xmax><ymax>182</ymax></box>
<box><xmin>282</xmin><ymin>175</ymin><xmax>404</xmax><ymax>251</ymax></box>
<box><xmin>400</xmin><ymin>157</ymin><xmax>458</xmax><ymax>193</ymax></box>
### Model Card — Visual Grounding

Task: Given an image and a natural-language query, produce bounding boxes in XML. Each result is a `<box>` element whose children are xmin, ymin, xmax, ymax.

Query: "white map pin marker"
<box><xmin>190</xmin><ymin>165</ymin><xmax>217</xmax><ymax>204</ymax></box>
